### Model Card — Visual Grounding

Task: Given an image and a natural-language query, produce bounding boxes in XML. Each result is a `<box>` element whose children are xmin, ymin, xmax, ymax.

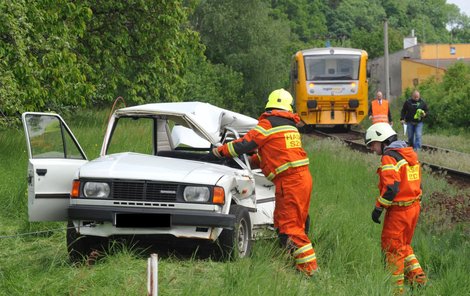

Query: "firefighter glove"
<box><xmin>211</xmin><ymin>147</ymin><xmax>223</xmax><ymax>159</ymax></box>
<box><xmin>201</xmin><ymin>148</ymin><xmax>223</xmax><ymax>161</ymax></box>
<box><xmin>371</xmin><ymin>207</ymin><xmax>383</xmax><ymax>224</ymax></box>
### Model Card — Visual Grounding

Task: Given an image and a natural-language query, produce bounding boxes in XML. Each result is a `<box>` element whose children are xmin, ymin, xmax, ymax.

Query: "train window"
<box><xmin>306</xmin><ymin>59</ymin><xmax>325</xmax><ymax>80</ymax></box>
<box><xmin>305</xmin><ymin>55</ymin><xmax>360</xmax><ymax>81</ymax></box>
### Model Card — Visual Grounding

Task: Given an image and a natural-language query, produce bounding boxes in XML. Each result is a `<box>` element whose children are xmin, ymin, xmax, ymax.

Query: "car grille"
<box><xmin>112</xmin><ymin>181</ymin><xmax>178</xmax><ymax>201</ymax></box>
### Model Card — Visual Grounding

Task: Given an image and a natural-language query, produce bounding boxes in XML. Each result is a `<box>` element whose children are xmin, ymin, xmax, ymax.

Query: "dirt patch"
<box><xmin>421</xmin><ymin>191</ymin><xmax>470</xmax><ymax>234</ymax></box>
<box><xmin>445</xmin><ymin>177</ymin><xmax>470</xmax><ymax>190</ymax></box>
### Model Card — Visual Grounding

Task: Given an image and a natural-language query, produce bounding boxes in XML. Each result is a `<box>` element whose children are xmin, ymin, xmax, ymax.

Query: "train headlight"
<box><xmin>350</xmin><ymin>82</ymin><xmax>356</xmax><ymax>92</ymax></box>
<box><xmin>308</xmin><ymin>83</ymin><xmax>315</xmax><ymax>94</ymax></box>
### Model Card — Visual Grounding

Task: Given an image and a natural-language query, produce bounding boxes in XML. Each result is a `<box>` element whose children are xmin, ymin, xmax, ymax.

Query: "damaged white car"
<box><xmin>22</xmin><ymin>102</ymin><xmax>275</xmax><ymax>262</ymax></box>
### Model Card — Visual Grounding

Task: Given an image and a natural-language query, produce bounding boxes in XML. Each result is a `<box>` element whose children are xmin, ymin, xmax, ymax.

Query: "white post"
<box><xmin>147</xmin><ymin>253</ymin><xmax>158</xmax><ymax>296</ymax></box>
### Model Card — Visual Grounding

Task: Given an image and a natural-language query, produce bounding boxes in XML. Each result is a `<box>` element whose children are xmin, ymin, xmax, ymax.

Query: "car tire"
<box><xmin>66</xmin><ymin>221</ymin><xmax>107</xmax><ymax>264</ymax></box>
<box><xmin>217</xmin><ymin>205</ymin><xmax>252</xmax><ymax>260</ymax></box>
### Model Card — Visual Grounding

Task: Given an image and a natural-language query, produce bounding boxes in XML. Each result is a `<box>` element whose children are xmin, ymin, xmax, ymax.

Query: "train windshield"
<box><xmin>304</xmin><ymin>55</ymin><xmax>360</xmax><ymax>81</ymax></box>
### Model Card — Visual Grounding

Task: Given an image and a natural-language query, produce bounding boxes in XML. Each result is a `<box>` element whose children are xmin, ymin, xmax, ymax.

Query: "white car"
<box><xmin>22</xmin><ymin>102</ymin><xmax>275</xmax><ymax>262</ymax></box>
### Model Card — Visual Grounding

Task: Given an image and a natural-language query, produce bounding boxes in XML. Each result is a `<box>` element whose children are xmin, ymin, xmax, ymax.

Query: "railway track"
<box><xmin>308</xmin><ymin>128</ymin><xmax>470</xmax><ymax>188</ymax></box>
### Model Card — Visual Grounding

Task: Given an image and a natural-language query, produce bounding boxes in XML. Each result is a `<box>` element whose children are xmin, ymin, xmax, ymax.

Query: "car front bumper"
<box><xmin>69</xmin><ymin>205</ymin><xmax>235</xmax><ymax>229</ymax></box>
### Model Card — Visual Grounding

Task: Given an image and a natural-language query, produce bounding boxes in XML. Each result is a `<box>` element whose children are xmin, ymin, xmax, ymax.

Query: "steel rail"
<box><xmin>349</xmin><ymin>129</ymin><xmax>467</xmax><ymax>155</ymax></box>
<box><xmin>307</xmin><ymin>130</ymin><xmax>470</xmax><ymax>187</ymax></box>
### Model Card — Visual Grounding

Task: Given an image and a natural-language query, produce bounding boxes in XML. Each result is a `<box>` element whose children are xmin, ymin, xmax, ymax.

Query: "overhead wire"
<box><xmin>0</xmin><ymin>223</ymin><xmax>95</xmax><ymax>239</ymax></box>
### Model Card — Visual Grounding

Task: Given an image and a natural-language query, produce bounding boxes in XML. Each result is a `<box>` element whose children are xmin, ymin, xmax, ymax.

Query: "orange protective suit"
<box><xmin>217</xmin><ymin>110</ymin><xmax>317</xmax><ymax>275</ymax></box>
<box><xmin>376</xmin><ymin>145</ymin><xmax>427</xmax><ymax>292</ymax></box>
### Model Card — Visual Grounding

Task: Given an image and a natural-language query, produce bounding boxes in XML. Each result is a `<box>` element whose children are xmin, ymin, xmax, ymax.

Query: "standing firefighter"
<box><xmin>211</xmin><ymin>88</ymin><xmax>317</xmax><ymax>276</ymax></box>
<box><xmin>365</xmin><ymin>123</ymin><xmax>427</xmax><ymax>294</ymax></box>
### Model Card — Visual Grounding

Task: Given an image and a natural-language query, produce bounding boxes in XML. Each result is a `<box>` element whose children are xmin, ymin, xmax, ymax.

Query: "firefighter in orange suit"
<box><xmin>365</xmin><ymin>123</ymin><xmax>427</xmax><ymax>294</ymax></box>
<box><xmin>211</xmin><ymin>88</ymin><xmax>317</xmax><ymax>276</ymax></box>
<box><xmin>368</xmin><ymin>91</ymin><xmax>393</xmax><ymax>125</ymax></box>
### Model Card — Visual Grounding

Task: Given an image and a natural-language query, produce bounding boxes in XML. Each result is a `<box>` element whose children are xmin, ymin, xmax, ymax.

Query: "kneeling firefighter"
<box><xmin>211</xmin><ymin>88</ymin><xmax>318</xmax><ymax>276</ymax></box>
<box><xmin>365</xmin><ymin>123</ymin><xmax>427</xmax><ymax>294</ymax></box>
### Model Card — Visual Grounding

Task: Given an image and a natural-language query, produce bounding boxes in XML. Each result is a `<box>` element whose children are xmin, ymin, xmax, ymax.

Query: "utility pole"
<box><xmin>384</xmin><ymin>18</ymin><xmax>390</xmax><ymax>101</ymax></box>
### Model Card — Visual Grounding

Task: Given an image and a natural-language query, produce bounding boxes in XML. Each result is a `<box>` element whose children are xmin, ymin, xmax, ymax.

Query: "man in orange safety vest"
<box><xmin>365</xmin><ymin>123</ymin><xmax>427</xmax><ymax>294</ymax></box>
<box><xmin>368</xmin><ymin>91</ymin><xmax>393</xmax><ymax>125</ymax></box>
<box><xmin>211</xmin><ymin>88</ymin><xmax>317</xmax><ymax>276</ymax></box>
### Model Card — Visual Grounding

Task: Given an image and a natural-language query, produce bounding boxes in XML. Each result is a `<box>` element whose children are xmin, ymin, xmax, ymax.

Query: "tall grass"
<box><xmin>0</xmin><ymin>111</ymin><xmax>469</xmax><ymax>295</ymax></box>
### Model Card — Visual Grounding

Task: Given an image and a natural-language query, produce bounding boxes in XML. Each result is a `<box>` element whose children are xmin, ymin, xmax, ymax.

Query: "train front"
<box><xmin>292</xmin><ymin>47</ymin><xmax>368</xmax><ymax>129</ymax></box>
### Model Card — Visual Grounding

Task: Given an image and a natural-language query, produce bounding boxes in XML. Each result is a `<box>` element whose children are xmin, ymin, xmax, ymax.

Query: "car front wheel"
<box><xmin>217</xmin><ymin>205</ymin><xmax>252</xmax><ymax>260</ymax></box>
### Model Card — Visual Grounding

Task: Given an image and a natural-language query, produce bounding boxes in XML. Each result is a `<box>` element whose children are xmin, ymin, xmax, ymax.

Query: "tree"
<box><xmin>351</xmin><ymin>26</ymin><xmax>402</xmax><ymax>59</ymax></box>
<box><xmin>192</xmin><ymin>0</ymin><xmax>294</xmax><ymax>115</ymax></box>
<box><xmin>0</xmin><ymin>1</ymin><xmax>94</xmax><ymax>120</ymax></box>
<box><xmin>327</xmin><ymin>0</ymin><xmax>386</xmax><ymax>42</ymax></box>
<box><xmin>79</xmin><ymin>0</ymin><xmax>202</xmax><ymax>105</ymax></box>
<box><xmin>179</xmin><ymin>53</ymin><xmax>246</xmax><ymax>112</ymax></box>
<box><xmin>417</xmin><ymin>62</ymin><xmax>470</xmax><ymax>129</ymax></box>
<box><xmin>404</xmin><ymin>0</ymin><xmax>460</xmax><ymax>43</ymax></box>
<box><xmin>448</xmin><ymin>13</ymin><xmax>470</xmax><ymax>43</ymax></box>
<box><xmin>270</xmin><ymin>0</ymin><xmax>328</xmax><ymax>43</ymax></box>
<box><xmin>0</xmin><ymin>0</ymin><xmax>203</xmax><ymax>125</ymax></box>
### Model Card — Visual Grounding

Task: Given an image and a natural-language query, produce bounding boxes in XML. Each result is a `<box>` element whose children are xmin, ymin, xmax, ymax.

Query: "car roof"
<box><xmin>114</xmin><ymin>102</ymin><xmax>258</xmax><ymax>144</ymax></box>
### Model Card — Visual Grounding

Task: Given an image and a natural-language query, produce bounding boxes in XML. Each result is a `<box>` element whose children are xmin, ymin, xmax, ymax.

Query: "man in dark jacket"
<box><xmin>400</xmin><ymin>90</ymin><xmax>429</xmax><ymax>150</ymax></box>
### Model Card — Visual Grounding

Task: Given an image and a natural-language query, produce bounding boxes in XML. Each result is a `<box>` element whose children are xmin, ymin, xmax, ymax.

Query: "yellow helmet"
<box><xmin>265</xmin><ymin>88</ymin><xmax>293</xmax><ymax>112</ymax></box>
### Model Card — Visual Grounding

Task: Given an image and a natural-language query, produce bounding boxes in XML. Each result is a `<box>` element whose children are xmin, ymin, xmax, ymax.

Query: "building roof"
<box><xmin>403</xmin><ymin>58</ymin><xmax>470</xmax><ymax>70</ymax></box>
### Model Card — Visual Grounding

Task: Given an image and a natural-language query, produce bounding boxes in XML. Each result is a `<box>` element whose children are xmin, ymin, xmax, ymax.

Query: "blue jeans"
<box><xmin>407</xmin><ymin>122</ymin><xmax>423</xmax><ymax>150</ymax></box>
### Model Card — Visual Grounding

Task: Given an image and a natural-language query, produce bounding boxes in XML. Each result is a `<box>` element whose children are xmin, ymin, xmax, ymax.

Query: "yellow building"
<box><xmin>369</xmin><ymin>43</ymin><xmax>470</xmax><ymax>99</ymax></box>
<box><xmin>419</xmin><ymin>44</ymin><xmax>470</xmax><ymax>59</ymax></box>
<box><xmin>401</xmin><ymin>44</ymin><xmax>470</xmax><ymax>91</ymax></box>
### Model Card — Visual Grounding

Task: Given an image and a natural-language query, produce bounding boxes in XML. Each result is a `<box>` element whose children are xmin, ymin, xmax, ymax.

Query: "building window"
<box><xmin>450</xmin><ymin>47</ymin><xmax>456</xmax><ymax>55</ymax></box>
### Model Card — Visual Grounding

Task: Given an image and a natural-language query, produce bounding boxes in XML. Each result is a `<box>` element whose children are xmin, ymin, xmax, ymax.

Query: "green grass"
<box><xmin>0</xmin><ymin>111</ymin><xmax>469</xmax><ymax>295</ymax></box>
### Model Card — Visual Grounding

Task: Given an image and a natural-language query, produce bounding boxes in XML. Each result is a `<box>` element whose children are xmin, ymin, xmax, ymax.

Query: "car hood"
<box><xmin>78</xmin><ymin>152</ymin><xmax>231</xmax><ymax>185</ymax></box>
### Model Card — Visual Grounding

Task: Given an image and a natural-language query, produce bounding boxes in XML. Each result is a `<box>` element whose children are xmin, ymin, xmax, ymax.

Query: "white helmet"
<box><xmin>365</xmin><ymin>123</ymin><xmax>397</xmax><ymax>146</ymax></box>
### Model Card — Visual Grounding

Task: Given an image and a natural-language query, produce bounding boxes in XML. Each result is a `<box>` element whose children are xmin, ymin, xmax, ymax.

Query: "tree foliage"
<box><xmin>351</xmin><ymin>27</ymin><xmax>402</xmax><ymax>59</ymax></box>
<box><xmin>415</xmin><ymin>62</ymin><xmax>470</xmax><ymax>130</ymax></box>
<box><xmin>179</xmin><ymin>54</ymin><xmax>246</xmax><ymax>112</ymax></box>
<box><xmin>328</xmin><ymin>0</ymin><xmax>386</xmax><ymax>41</ymax></box>
<box><xmin>270</xmin><ymin>0</ymin><xmax>328</xmax><ymax>43</ymax></box>
<box><xmin>0</xmin><ymin>0</ymin><xmax>94</xmax><ymax>120</ymax></box>
<box><xmin>0</xmin><ymin>0</ymin><xmax>203</xmax><ymax>124</ymax></box>
<box><xmin>192</xmin><ymin>0</ymin><xmax>294</xmax><ymax>115</ymax></box>
<box><xmin>79</xmin><ymin>0</ymin><xmax>202</xmax><ymax>105</ymax></box>
<box><xmin>1</xmin><ymin>0</ymin><xmax>469</xmax><ymax>128</ymax></box>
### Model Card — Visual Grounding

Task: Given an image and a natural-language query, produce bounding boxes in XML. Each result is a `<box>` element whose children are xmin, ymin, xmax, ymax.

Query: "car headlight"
<box><xmin>183</xmin><ymin>186</ymin><xmax>210</xmax><ymax>202</ymax></box>
<box><xmin>83</xmin><ymin>182</ymin><xmax>110</xmax><ymax>198</ymax></box>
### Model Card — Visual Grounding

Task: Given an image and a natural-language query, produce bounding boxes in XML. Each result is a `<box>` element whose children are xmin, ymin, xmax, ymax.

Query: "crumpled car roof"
<box><xmin>115</xmin><ymin>102</ymin><xmax>258</xmax><ymax>145</ymax></box>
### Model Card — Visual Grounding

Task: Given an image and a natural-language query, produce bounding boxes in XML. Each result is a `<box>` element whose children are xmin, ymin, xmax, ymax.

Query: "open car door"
<box><xmin>22</xmin><ymin>113</ymin><xmax>88</xmax><ymax>221</ymax></box>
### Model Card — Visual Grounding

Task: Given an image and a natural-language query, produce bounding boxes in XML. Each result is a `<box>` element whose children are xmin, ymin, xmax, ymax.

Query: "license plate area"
<box><xmin>115</xmin><ymin>213</ymin><xmax>171</xmax><ymax>228</ymax></box>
